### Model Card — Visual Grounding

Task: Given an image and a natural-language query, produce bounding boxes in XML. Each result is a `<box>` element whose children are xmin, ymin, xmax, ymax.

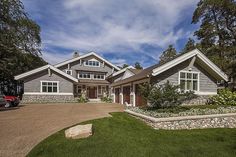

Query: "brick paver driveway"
<box><xmin>0</xmin><ymin>103</ymin><xmax>124</xmax><ymax>157</ymax></box>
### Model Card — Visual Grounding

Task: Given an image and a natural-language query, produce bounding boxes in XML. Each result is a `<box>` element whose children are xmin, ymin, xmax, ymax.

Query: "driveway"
<box><xmin>0</xmin><ymin>103</ymin><xmax>124</xmax><ymax>157</ymax></box>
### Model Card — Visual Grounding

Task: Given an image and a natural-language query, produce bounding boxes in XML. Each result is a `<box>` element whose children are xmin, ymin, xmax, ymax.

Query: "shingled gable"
<box><xmin>111</xmin><ymin>49</ymin><xmax>228</xmax><ymax>86</ymax></box>
<box><xmin>54</xmin><ymin>52</ymin><xmax>120</xmax><ymax>71</ymax></box>
<box><xmin>14</xmin><ymin>65</ymin><xmax>78</xmax><ymax>82</ymax></box>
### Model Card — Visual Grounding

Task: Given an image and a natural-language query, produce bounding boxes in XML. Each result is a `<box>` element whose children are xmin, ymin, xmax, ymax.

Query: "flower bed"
<box><xmin>128</xmin><ymin>106</ymin><xmax>236</xmax><ymax>118</ymax></box>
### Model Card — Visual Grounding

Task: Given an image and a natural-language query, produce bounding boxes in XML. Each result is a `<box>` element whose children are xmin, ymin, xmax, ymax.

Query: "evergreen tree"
<box><xmin>192</xmin><ymin>0</ymin><xmax>236</xmax><ymax>76</ymax></box>
<box><xmin>134</xmin><ymin>62</ymin><xmax>143</xmax><ymax>69</ymax></box>
<box><xmin>181</xmin><ymin>38</ymin><xmax>196</xmax><ymax>54</ymax></box>
<box><xmin>159</xmin><ymin>45</ymin><xmax>177</xmax><ymax>64</ymax></box>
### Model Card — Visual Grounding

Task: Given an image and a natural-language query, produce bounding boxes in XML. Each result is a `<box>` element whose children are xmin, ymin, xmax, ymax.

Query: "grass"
<box><xmin>27</xmin><ymin>113</ymin><xmax>236</xmax><ymax>157</ymax></box>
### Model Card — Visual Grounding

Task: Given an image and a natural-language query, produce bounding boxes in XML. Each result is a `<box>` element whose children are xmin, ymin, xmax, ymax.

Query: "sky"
<box><xmin>22</xmin><ymin>0</ymin><xmax>199</xmax><ymax>68</ymax></box>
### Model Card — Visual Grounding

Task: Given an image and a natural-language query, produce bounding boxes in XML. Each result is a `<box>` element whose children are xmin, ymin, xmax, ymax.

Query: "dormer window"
<box><xmin>84</xmin><ymin>60</ymin><xmax>100</xmax><ymax>67</ymax></box>
<box><xmin>66</xmin><ymin>70</ymin><xmax>72</xmax><ymax>75</ymax></box>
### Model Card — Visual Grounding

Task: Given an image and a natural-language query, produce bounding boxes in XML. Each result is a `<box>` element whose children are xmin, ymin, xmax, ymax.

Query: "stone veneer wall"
<box><xmin>126</xmin><ymin>110</ymin><xmax>236</xmax><ymax>130</ymax></box>
<box><xmin>22</xmin><ymin>95</ymin><xmax>76</xmax><ymax>103</ymax></box>
<box><xmin>147</xmin><ymin>116</ymin><xmax>236</xmax><ymax>130</ymax></box>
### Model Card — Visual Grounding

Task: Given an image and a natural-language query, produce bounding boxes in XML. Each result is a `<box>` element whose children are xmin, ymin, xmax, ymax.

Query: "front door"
<box><xmin>88</xmin><ymin>86</ymin><xmax>97</xmax><ymax>98</ymax></box>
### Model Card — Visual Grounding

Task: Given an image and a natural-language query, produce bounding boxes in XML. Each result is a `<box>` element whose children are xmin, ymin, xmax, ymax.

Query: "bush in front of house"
<box><xmin>77</xmin><ymin>96</ymin><xmax>88</xmax><ymax>103</ymax></box>
<box><xmin>209</xmin><ymin>89</ymin><xmax>236</xmax><ymax>106</ymax></box>
<box><xmin>101</xmin><ymin>96</ymin><xmax>113</xmax><ymax>103</ymax></box>
<box><xmin>139</xmin><ymin>81</ymin><xmax>196</xmax><ymax>109</ymax></box>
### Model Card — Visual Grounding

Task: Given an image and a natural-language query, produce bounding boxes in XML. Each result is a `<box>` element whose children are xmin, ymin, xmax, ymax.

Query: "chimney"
<box><xmin>73</xmin><ymin>51</ymin><xmax>79</xmax><ymax>58</ymax></box>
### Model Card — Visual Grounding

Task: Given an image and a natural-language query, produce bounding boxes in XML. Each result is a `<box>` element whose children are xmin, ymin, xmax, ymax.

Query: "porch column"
<box><xmin>132</xmin><ymin>83</ymin><xmax>136</xmax><ymax>107</ymax></box>
<box><xmin>120</xmin><ymin>86</ymin><xmax>123</xmax><ymax>104</ymax></box>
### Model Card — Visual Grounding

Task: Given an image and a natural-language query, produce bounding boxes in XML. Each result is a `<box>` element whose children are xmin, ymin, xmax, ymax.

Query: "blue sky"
<box><xmin>22</xmin><ymin>0</ymin><xmax>199</xmax><ymax>68</ymax></box>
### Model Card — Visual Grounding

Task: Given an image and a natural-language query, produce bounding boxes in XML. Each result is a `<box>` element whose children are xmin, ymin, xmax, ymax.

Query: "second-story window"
<box><xmin>66</xmin><ymin>70</ymin><xmax>72</xmax><ymax>75</ymax></box>
<box><xmin>78</xmin><ymin>72</ymin><xmax>91</xmax><ymax>79</ymax></box>
<box><xmin>94</xmin><ymin>74</ymin><xmax>105</xmax><ymax>80</ymax></box>
<box><xmin>84</xmin><ymin>60</ymin><xmax>100</xmax><ymax>67</ymax></box>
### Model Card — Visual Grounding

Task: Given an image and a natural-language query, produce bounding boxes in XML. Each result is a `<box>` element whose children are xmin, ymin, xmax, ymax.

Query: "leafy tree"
<box><xmin>159</xmin><ymin>45</ymin><xmax>177</xmax><ymax>64</ymax></box>
<box><xmin>181</xmin><ymin>38</ymin><xmax>196</xmax><ymax>54</ymax></box>
<box><xmin>192</xmin><ymin>0</ymin><xmax>236</xmax><ymax>76</ymax></box>
<box><xmin>0</xmin><ymin>0</ymin><xmax>46</xmax><ymax>95</ymax></box>
<box><xmin>134</xmin><ymin>62</ymin><xmax>143</xmax><ymax>69</ymax></box>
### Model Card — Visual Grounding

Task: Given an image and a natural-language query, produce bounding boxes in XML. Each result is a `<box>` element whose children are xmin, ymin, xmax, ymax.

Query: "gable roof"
<box><xmin>152</xmin><ymin>49</ymin><xmax>228</xmax><ymax>81</ymax></box>
<box><xmin>14</xmin><ymin>65</ymin><xmax>78</xmax><ymax>82</ymax></box>
<box><xmin>111</xmin><ymin>49</ymin><xmax>228</xmax><ymax>86</ymax></box>
<box><xmin>111</xmin><ymin>66</ymin><xmax>135</xmax><ymax>77</ymax></box>
<box><xmin>54</xmin><ymin>52</ymin><xmax>120</xmax><ymax>71</ymax></box>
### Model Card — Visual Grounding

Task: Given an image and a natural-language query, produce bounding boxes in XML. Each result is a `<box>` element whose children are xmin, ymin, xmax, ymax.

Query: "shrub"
<box><xmin>209</xmin><ymin>89</ymin><xmax>236</xmax><ymax>106</ymax></box>
<box><xmin>77</xmin><ymin>96</ymin><xmax>88</xmax><ymax>103</ymax></box>
<box><xmin>139</xmin><ymin>81</ymin><xmax>196</xmax><ymax>109</ymax></box>
<box><xmin>101</xmin><ymin>96</ymin><xmax>112</xmax><ymax>103</ymax></box>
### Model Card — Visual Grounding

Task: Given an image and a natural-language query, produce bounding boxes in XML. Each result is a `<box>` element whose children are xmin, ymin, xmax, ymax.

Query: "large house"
<box><xmin>15</xmin><ymin>49</ymin><xmax>228</xmax><ymax>105</ymax></box>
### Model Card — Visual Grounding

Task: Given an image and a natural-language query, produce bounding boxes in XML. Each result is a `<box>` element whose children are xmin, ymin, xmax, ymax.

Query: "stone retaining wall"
<box><xmin>125</xmin><ymin>110</ymin><xmax>236</xmax><ymax>130</ymax></box>
<box><xmin>22</xmin><ymin>95</ymin><xmax>76</xmax><ymax>103</ymax></box>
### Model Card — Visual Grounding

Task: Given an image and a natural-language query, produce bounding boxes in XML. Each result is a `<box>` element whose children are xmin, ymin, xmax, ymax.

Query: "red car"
<box><xmin>0</xmin><ymin>95</ymin><xmax>20</xmax><ymax>108</ymax></box>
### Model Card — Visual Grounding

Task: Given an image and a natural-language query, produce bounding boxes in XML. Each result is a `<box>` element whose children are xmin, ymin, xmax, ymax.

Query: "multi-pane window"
<box><xmin>179</xmin><ymin>71</ymin><xmax>199</xmax><ymax>91</ymax></box>
<box><xmin>78</xmin><ymin>72</ymin><xmax>91</xmax><ymax>79</ymax></box>
<box><xmin>41</xmin><ymin>81</ymin><xmax>58</xmax><ymax>93</ymax></box>
<box><xmin>84</xmin><ymin>60</ymin><xmax>100</xmax><ymax>67</ymax></box>
<box><xmin>94</xmin><ymin>74</ymin><xmax>105</xmax><ymax>80</ymax></box>
<box><xmin>66</xmin><ymin>70</ymin><xmax>72</xmax><ymax>75</ymax></box>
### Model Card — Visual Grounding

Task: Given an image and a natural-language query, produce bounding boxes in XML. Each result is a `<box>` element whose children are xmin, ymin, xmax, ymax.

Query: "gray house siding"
<box><xmin>151</xmin><ymin>58</ymin><xmax>218</xmax><ymax>93</ymax></box>
<box><xmin>24</xmin><ymin>70</ymin><xmax>74</xmax><ymax>93</ymax></box>
<box><xmin>58</xmin><ymin>55</ymin><xmax>116</xmax><ymax>78</ymax></box>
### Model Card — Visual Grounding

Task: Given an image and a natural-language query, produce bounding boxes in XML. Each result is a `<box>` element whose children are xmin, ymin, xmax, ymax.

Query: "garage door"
<box><xmin>135</xmin><ymin>84</ymin><xmax>147</xmax><ymax>106</ymax></box>
<box><xmin>123</xmin><ymin>86</ymin><xmax>130</xmax><ymax>104</ymax></box>
<box><xmin>115</xmin><ymin>88</ymin><xmax>120</xmax><ymax>103</ymax></box>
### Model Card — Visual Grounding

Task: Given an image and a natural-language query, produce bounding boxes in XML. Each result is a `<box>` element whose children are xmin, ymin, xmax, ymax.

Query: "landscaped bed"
<box><xmin>27</xmin><ymin>113</ymin><xmax>236</xmax><ymax>157</ymax></box>
<box><xmin>128</xmin><ymin>105</ymin><xmax>236</xmax><ymax>118</ymax></box>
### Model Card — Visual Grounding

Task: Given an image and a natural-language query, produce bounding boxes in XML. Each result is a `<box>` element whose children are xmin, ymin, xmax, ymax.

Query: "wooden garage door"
<box><xmin>135</xmin><ymin>84</ymin><xmax>147</xmax><ymax>106</ymax></box>
<box><xmin>123</xmin><ymin>86</ymin><xmax>130</xmax><ymax>104</ymax></box>
<box><xmin>115</xmin><ymin>88</ymin><xmax>120</xmax><ymax>103</ymax></box>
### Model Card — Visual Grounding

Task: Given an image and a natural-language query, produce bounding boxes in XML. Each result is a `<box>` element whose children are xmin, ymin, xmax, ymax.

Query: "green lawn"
<box><xmin>27</xmin><ymin>113</ymin><xmax>236</xmax><ymax>157</ymax></box>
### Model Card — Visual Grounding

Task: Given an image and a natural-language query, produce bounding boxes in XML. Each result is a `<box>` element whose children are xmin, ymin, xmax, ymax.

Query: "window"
<box><xmin>94</xmin><ymin>74</ymin><xmax>105</xmax><ymax>80</ymax></box>
<box><xmin>41</xmin><ymin>81</ymin><xmax>58</xmax><ymax>93</ymax></box>
<box><xmin>77</xmin><ymin>85</ymin><xmax>82</xmax><ymax>95</ymax></box>
<box><xmin>84</xmin><ymin>60</ymin><xmax>100</xmax><ymax>67</ymax></box>
<box><xmin>66</xmin><ymin>70</ymin><xmax>72</xmax><ymax>75</ymax></box>
<box><xmin>78</xmin><ymin>72</ymin><xmax>91</xmax><ymax>79</ymax></box>
<box><xmin>179</xmin><ymin>71</ymin><xmax>199</xmax><ymax>91</ymax></box>
<box><xmin>98</xmin><ymin>86</ymin><xmax>106</xmax><ymax>95</ymax></box>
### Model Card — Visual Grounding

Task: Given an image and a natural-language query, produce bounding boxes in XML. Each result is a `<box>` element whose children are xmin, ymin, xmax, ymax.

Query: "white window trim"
<box><xmin>40</xmin><ymin>81</ymin><xmax>59</xmax><ymax>93</ymax></box>
<box><xmin>77</xmin><ymin>73</ymin><xmax>92</xmax><ymax>79</ymax></box>
<box><xmin>178</xmin><ymin>71</ymin><xmax>200</xmax><ymax>92</ymax></box>
<box><xmin>65</xmin><ymin>69</ymin><xmax>72</xmax><ymax>76</ymax></box>
<box><xmin>94</xmin><ymin>74</ymin><xmax>105</xmax><ymax>80</ymax></box>
<box><xmin>84</xmin><ymin>59</ymin><xmax>100</xmax><ymax>67</ymax></box>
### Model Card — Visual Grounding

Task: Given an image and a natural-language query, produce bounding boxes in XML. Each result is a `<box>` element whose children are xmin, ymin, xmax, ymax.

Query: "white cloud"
<box><xmin>22</xmin><ymin>0</ymin><xmax>198</xmax><ymax>65</ymax></box>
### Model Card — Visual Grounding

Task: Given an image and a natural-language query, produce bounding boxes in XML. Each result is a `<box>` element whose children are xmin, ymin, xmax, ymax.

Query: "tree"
<box><xmin>134</xmin><ymin>62</ymin><xmax>143</xmax><ymax>69</ymax></box>
<box><xmin>181</xmin><ymin>38</ymin><xmax>196</xmax><ymax>54</ymax></box>
<box><xmin>159</xmin><ymin>45</ymin><xmax>177</xmax><ymax>64</ymax></box>
<box><xmin>121</xmin><ymin>64</ymin><xmax>129</xmax><ymax>69</ymax></box>
<box><xmin>0</xmin><ymin>0</ymin><xmax>46</xmax><ymax>95</ymax></box>
<box><xmin>192</xmin><ymin>0</ymin><xmax>236</xmax><ymax>76</ymax></box>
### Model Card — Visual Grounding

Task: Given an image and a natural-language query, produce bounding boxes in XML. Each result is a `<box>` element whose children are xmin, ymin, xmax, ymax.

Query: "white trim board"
<box><xmin>14</xmin><ymin>65</ymin><xmax>78</xmax><ymax>82</ymax></box>
<box><xmin>54</xmin><ymin>52</ymin><xmax>120</xmax><ymax>71</ymax></box>
<box><xmin>152</xmin><ymin>49</ymin><xmax>228</xmax><ymax>81</ymax></box>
